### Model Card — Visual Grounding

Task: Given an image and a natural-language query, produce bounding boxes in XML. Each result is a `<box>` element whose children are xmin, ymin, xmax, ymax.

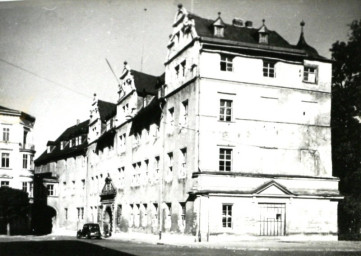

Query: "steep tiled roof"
<box><xmin>131</xmin><ymin>70</ymin><xmax>160</xmax><ymax>96</ymax></box>
<box><xmin>98</xmin><ymin>100</ymin><xmax>116</xmax><ymax>122</ymax></box>
<box><xmin>188</xmin><ymin>13</ymin><xmax>328</xmax><ymax>61</ymax></box>
<box><xmin>35</xmin><ymin>120</ymin><xmax>89</xmax><ymax>165</ymax></box>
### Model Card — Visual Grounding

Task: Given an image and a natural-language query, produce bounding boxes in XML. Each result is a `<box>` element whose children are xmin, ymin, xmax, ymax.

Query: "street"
<box><xmin>0</xmin><ymin>236</ymin><xmax>361</xmax><ymax>256</ymax></box>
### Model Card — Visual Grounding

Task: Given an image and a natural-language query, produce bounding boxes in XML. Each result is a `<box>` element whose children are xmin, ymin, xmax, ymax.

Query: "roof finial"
<box><xmin>124</xmin><ymin>61</ymin><xmax>127</xmax><ymax>66</ymax></box>
<box><xmin>178</xmin><ymin>3</ymin><xmax>183</xmax><ymax>9</ymax></box>
<box><xmin>262</xmin><ymin>19</ymin><xmax>265</xmax><ymax>25</ymax></box>
<box><xmin>300</xmin><ymin>20</ymin><xmax>305</xmax><ymax>33</ymax></box>
<box><xmin>218</xmin><ymin>12</ymin><xmax>221</xmax><ymax>17</ymax></box>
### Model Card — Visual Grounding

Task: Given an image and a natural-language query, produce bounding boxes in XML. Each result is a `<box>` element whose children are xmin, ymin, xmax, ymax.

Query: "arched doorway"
<box><xmin>103</xmin><ymin>206</ymin><xmax>112</xmax><ymax>236</ymax></box>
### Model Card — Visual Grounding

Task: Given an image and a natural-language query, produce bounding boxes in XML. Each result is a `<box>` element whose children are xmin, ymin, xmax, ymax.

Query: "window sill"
<box><xmin>303</xmin><ymin>80</ymin><xmax>318</xmax><ymax>85</ymax></box>
<box><xmin>218</xmin><ymin>120</ymin><xmax>235</xmax><ymax>123</ymax></box>
<box><xmin>0</xmin><ymin>167</ymin><xmax>12</xmax><ymax>170</ymax></box>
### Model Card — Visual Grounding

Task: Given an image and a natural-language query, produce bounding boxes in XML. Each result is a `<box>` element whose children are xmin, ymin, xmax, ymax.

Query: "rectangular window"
<box><xmin>30</xmin><ymin>155</ymin><xmax>34</xmax><ymax>168</ymax></box>
<box><xmin>175</xmin><ymin>65</ymin><xmax>180</xmax><ymax>77</ymax></box>
<box><xmin>23</xmin><ymin>154</ymin><xmax>28</xmax><ymax>169</ymax></box>
<box><xmin>1</xmin><ymin>153</ymin><xmax>10</xmax><ymax>168</ymax></box>
<box><xmin>263</xmin><ymin>60</ymin><xmax>275</xmax><ymax>78</ymax></box>
<box><xmin>219</xmin><ymin>99</ymin><xmax>232</xmax><ymax>122</ymax></box>
<box><xmin>168</xmin><ymin>107</ymin><xmax>175</xmax><ymax>133</ymax></box>
<box><xmin>220</xmin><ymin>55</ymin><xmax>233</xmax><ymax>72</ymax></box>
<box><xmin>22</xmin><ymin>182</ymin><xmax>28</xmax><ymax>192</ymax></box>
<box><xmin>168</xmin><ymin>152</ymin><xmax>173</xmax><ymax>172</ymax></box>
<box><xmin>47</xmin><ymin>184</ymin><xmax>54</xmax><ymax>196</ymax></box>
<box><xmin>181</xmin><ymin>60</ymin><xmax>186</xmax><ymax>77</ymax></box>
<box><xmin>29</xmin><ymin>182</ymin><xmax>33</xmax><ymax>197</ymax></box>
<box><xmin>303</xmin><ymin>66</ymin><xmax>317</xmax><ymax>83</ymax></box>
<box><xmin>180</xmin><ymin>148</ymin><xmax>187</xmax><ymax>168</ymax></box>
<box><xmin>222</xmin><ymin>204</ymin><xmax>233</xmax><ymax>228</ymax></box>
<box><xmin>155</xmin><ymin>156</ymin><xmax>160</xmax><ymax>177</ymax></box>
<box><xmin>219</xmin><ymin>148</ymin><xmax>232</xmax><ymax>171</ymax></box>
<box><xmin>65</xmin><ymin>208</ymin><xmax>68</xmax><ymax>220</ymax></box>
<box><xmin>1</xmin><ymin>181</ymin><xmax>9</xmax><ymax>187</ymax></box>
<box><xmin>3</xmin><ymin>128</ymin><xmax>10</xmax><ymax>142</ymax></box>
<box><xmin>181</xmin><ymin>100</ymin><xmax>188</xmax><ymax>126</ymax></box>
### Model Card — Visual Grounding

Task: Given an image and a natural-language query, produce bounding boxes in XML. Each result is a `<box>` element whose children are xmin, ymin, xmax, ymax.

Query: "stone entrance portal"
<box><xmin>100</xmin><ymin>174</ymin><xmax>117</xmax><ymax>236</ymax></box>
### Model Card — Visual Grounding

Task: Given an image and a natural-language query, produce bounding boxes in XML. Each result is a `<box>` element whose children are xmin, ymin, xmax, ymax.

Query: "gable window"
<box><xmin>47</xmin><ymin>184</ymin><xmax>54</xmax><ymax>196</ymax></box>
<box><xmin>219</xmin><ymin>148</ymin><xmax>232</xmax><ymax>171</ymax></box>
<box><xmin>219</xmin><ymin>99</ymin><xmax>232</xmax><ymax>122</ymax></box>
<box><xmin>303</xmin><ymin>65</ymin><xmax>317</xmax><ymax>83</ymax></box>
<box><xmin>23</xmin><ymin>154</ymin><xmax>28</xmax><ymax>169</ymax></box>
<box><xmin>220</xmin><ymin>55</ymin><xmax>233</xmax><ymax>72</ymax></box>
<box><xmin>222</xmin><ymin>204</ymin><xmax>233</xmax><ymax>228</ymax></box>
<box><xmin>263</xmin><ymin>60</ymin><xmax>275</xmax><ymax>78</ymax></box>
<box><xmin>1</xmin><ymin>153</ymin><xmax>10</xmax><ymax>168</ymax></box>
<box><xmin>3</xmin><ymin>128</ymin><xmax>9</xmax><ymax>142</ymax></box>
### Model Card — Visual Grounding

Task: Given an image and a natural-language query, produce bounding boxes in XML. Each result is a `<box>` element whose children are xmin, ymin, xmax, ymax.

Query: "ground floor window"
<box><xmin>222</xmin><ymin>204</ymin><xmax>232</xmax><ymax>228</ymax></box>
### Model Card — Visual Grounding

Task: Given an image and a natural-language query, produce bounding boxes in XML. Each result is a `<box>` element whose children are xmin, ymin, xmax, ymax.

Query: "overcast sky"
<box><xmin>1</xmin><ymin>0</ymin><xmax>360</xmax><ymax>158</ymax></box>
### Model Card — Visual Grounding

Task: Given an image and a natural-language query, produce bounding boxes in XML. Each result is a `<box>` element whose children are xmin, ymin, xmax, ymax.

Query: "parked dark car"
<box><xmin>77</xmin><ymin>223</ymin><xmax>101</xmax><ymax>239</ymax></box>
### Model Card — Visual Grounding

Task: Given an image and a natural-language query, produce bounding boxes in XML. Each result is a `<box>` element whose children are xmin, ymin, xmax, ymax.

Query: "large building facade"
<box><xmin>35</xmin><ymin>6</ymin><xmax>341</xmax><ymax>240</ymax></box>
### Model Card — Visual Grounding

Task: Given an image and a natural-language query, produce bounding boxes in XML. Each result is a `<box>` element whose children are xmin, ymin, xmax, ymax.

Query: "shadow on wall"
<box><xmin>32</xmin><ymin>173</ymin><xmax>56</xmax><ymax>235</ymax></box>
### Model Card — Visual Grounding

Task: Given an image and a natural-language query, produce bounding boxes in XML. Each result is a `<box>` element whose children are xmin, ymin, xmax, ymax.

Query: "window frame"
<box><xmin>219</xmin><ymin>148</ymin><xmax>232</xmax><ymax>172</ymax></box>
<box><xmin>1</xmin><ymin>181</ymin><xmax>9</xmax><ymax>187</ymax></box>
<box><xmin>47</xmin><ymin>184</ymin><xmax>54</xmax><ymax>196</ymax></box>
<box><xmin>263</xmin><ymin>60</ymin><xmax>276</xmax><ymax>78</ymax></box>
<box><xmin>220</xmin><ymin>55</ymin><xmax>233</xmax><ymax>72</ymax></box>
<box><xmin>303</xmin><ymin>65</ymin><xmax>318</xmax><ymax>84</ymax></box>
<box><xmin>1</xmin><ymin>152</ymin><xmax>10</xmax><ymax>168</ymax></box>
<box><xmin>219</xmin><ymin>99</ymin><xmax>233</xmax><ymax>122</ymax></box>
<box><xmin>23</xmin><ymin>154</ymin><xmax>28</xmax><ymax>169</ymax></box>
<box><xmin>3</xmin><ymin>128</ymin><xmax>10</xmax><ymax>142</ymax></box>
<box><xmin>222</xmin><ymin>204</ymin><xmax>233</xmax><ymax>228</ymax></box>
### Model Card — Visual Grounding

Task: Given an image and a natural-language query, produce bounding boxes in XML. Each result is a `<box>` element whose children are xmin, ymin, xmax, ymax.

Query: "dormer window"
<box><xmin>258</xmin><ymin>19</ymin><xmax>269</xmax><ymax>44</ymax></box>
<box><xmin>214</xmin><ymin>26</ymin><xmax>224</xmax><ymax>37</ymax></box>
<box><xmin>259</xmin><ymin>33</ymin><xmax>268</xmax><ymax>44</ymax></box>
<box><xmin>213</xmin><ymin>12</ymin><xmax>225</xmax><ymax>38</ymax></box>
<box><xmin>60</xmin><ymin>141</ymin><xmax>64</xmax><ymax>150</ymax></box>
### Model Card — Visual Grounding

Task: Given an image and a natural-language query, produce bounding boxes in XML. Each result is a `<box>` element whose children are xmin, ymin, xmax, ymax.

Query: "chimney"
<box><xmin>245</xmin><ymin>20</ymin><xmax>253</xmax><ymax>28</ymax></box>
<box><xmin>232</xmin><ymin>18</ymin><xmax>244</xmax><ymax>27</ymax></box>
<box><xmin>76</xmin><ymin>119</ymin><xmax>80</xmax><ymax>125</ymax></box>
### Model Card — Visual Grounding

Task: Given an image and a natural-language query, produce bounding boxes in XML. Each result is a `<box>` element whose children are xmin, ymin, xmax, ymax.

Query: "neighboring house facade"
<box><xmin>34</xmin><ymin>6</ymin><xmax>341</xmax><ymax>240</ymax></box>
<box><xmin>0</xmin><ymin>105</ymin><xmax>35</xmax><ymax>200</ymax></box>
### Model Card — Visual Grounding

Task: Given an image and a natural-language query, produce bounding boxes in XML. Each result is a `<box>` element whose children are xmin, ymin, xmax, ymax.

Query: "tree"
<box><xmin>0</xmin><ymin>187</ymin><xmax>30</xmax><ymax>235</ymax></box>
<box><xmin>331</xmin><ymin>20</ymin><xmax>361</xmax><ymax>238</ymax></box>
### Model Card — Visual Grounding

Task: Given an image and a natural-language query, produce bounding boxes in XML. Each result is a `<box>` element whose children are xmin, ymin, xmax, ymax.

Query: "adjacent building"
<box><xmin>34</xmin><ymin>5</ymin><xmax>341</xmax><ymax>240</ymax></box>
<box><xmin>0</xmin><ymin>105</ymin><xmax>35</xmax><ymax>199</ymax></box>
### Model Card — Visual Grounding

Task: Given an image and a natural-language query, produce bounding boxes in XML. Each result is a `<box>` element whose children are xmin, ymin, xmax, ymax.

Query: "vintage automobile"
<box><xmin>76</xmin><ymin>223</ymin><xmax>101</xmax><ymax>239</ymax></box>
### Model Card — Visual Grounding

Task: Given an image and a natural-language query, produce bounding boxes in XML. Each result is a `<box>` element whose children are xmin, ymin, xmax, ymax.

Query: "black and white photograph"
<box><xmin>0</xmin><ymin>0</ymin><xmax>361</xmax><ymax>255</ymax></box>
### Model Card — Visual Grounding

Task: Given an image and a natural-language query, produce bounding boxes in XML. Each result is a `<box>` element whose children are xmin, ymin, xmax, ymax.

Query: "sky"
<box><xmin>0</xmin><ymin>0</ymin><xmax>360</xmax><ymax>158</ymax></box>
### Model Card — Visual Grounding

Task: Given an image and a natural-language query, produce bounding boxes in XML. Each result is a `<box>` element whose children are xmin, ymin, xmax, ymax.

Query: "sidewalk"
<box><xmin>107</xmin><ymin>231</ymin><xmax>361</xmax><ymax>251</ymax></box>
